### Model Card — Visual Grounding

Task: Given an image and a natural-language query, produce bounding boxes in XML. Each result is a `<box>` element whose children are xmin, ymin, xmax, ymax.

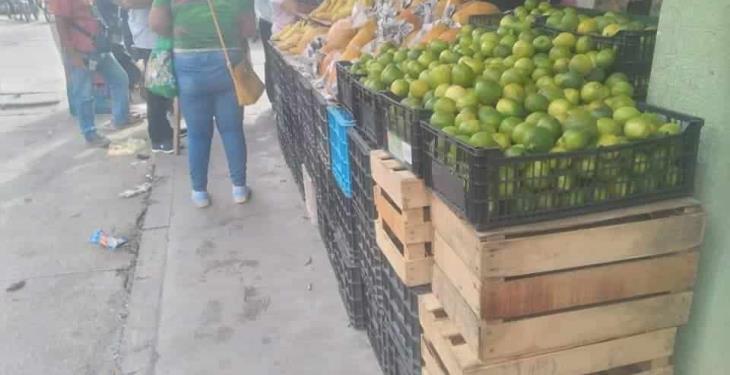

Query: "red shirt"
<box><xmin>49</xmin><ymin>0</ymin><xmax>99</xmax><ymax>53</ymax></box>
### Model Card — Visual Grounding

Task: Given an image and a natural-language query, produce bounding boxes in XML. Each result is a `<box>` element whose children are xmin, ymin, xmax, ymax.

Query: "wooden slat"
<box><xmin>432</xmin><ymin>194</ymin><xmax>706</xmax><ymax>278</ymax></box>
<box><xmin>484</xmin><ymin>250</ymin><xmax>699</xmax><ymax>319</ymax></box>
<box><xmin>434</xmin><ymin>230</ymin><xmax>485</xmax><ymax>316</ymax></box>
<box><xmin>421</xmin><ymin>294</ymin><xmax>678</xmax><ymax>375</ymax></box>
<box><xmin>422</xmin><ymin>337</ymin><xmax>448</xmax><ymax>375</ymax></box>
<box><xmin>370</xmin><ymin>150</ymin><xmax>429</xmax><ymax>209</ymax></box>
<box><xmin>375</xmin><ymin>186</ymin><xmax>432</xmax><ymax>245</ymax></box>
<box><xmin>631</xmin><ymin>367</ymin><xmax>673</xmax><ymax>375</ymax></box>
<box><xmin>431</xmin><ymin>265</ymin><xmax>692</xmax><ymax>362</ymax></box>
<box><xmin>484</xmin><ymin>211</ymin><xmax>706</xmax><ymax>277</ymax></box>
<box><xmin>376</xmin><ymin>219</ymin><xmax>432</xmax><ymax>286</ymax></box>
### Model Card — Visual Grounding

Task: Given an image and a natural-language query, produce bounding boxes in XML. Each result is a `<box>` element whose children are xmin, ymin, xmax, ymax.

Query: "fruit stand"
<box><xmin>266</xmin><ymin>1</ymin><xmax>705</xmax><ymax>374</ymax></box>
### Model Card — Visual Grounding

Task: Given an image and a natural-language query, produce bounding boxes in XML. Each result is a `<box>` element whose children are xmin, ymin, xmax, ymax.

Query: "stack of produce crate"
<box><xmin>370</xmin><ymin>149</ymin><xmax>435</xmax><ymax>375</ymax></box>
<box><xmin>421</xmin><ymin>194</ymin><xmax>705</xmax><ymax>374</ymax></box>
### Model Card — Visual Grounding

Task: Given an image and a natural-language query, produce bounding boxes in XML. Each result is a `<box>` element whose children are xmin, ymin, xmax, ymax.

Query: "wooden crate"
<box><xmin>420</xmin><ymin>293</ymin><xmax>677</xmax><ymax>375</ymax></box>
<box><xmin>371</xmin><ymin>149</ymin><xmax>433</xmax><ymax>286</ymax></box>
<box><xmin>430</xmin><ymin>196</ymin><xmax>704</xmax><ymax>361</ymax></box>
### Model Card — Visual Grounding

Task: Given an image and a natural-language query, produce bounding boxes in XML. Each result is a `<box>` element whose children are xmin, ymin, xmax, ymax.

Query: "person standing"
<box><xmin>150</xmin><ymin>0</ymin><xmax>256</xmax><ymax>207</ymax></box>
<box><xmin>49</xmin><ymin>0</ymin><xmax>140</xmax><ymax>147</ymax></box>
<box><xmin>118</xmin><ymin>0</ymin><xmax>175</xmax><ymax>153</ymax></box>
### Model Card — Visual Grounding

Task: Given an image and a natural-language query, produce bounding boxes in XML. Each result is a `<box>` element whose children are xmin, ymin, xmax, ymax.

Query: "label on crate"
<box><xmin>387</xmin><ymin>130</ymin><xmax>414</xmax><ymax>166</ymax></box>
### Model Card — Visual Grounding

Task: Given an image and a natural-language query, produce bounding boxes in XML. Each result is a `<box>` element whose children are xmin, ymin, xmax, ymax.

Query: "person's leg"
<box><xmin>214</xmin><ymin>87</ymin><xmax>247</xmax><ymax>190</ymax></box>
<box><xmin>138</xmin><ymin>48</ymin><xmax>174</xmax><ymax>147</ymax></box>
<box><xmin>96</xmin><ymin>52</ymin><xmax>130</xmax><ymax>126</ymax></box>
<box><xmin>67</xmin><ymin>64</ymin><xmax>97</xmax><ymax>137</ymax></box>
<box><xmin>175</xmin><ymin>53</ymin><xmax>216</xmax><ymax>195</ymax></box>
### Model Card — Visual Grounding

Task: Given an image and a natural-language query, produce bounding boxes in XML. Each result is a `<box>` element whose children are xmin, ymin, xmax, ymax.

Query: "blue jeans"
<box><xmin>174</xmin><ymin>50</ymin><xmax>246</xmax><ymax>192</ymax></box>
<box><xmin>67</xmin><ymin>52</ymin><xmax>130</xmax><ymax>138</ymax></box>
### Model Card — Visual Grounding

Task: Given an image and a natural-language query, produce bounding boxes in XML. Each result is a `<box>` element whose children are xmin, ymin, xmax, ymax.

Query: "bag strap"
<box><xmin>205</xmin><ymin>0</ymin><xmax>236</xmax><ymax>73</ymax></box>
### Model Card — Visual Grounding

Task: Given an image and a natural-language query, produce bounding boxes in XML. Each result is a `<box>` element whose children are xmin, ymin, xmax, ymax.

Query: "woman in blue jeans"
<box><xmin>150</xmin><ymin>0</ymin><xmax>256</xmax><ymax>207</ymax></box>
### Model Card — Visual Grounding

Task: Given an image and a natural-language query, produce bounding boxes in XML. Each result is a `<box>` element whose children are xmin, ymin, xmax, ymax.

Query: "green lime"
<box><xmin>492</xmin><ymin>132</ymin><xmax>512</xmax><ymax>150</ymax></box>
<box><xmin>525</xmin><ymin>93</ymin><xmax>550</xmax><ymax>112</ymax></box>
<box><xmin>512</xmin><ymin>40</ymin><xmax>535</xmax><ymax>58</ymax></box>
<box><xmin>474</xmin><ymin>79</ymin><xmax>502</xmax><ymax>105</ymax></box>
<box><xmin>532</xmin><ymin>35</ymin><xmax>553</xmax><ymax>52</ymax></box>
<box><xmin>409</xmin><ymin>79</ymin><xmax>430</xmax><ymax>99</ymax></box>
<box><xmin>581</xmin><ymin>81</ymin><xmax>609</xmax><ymax>103</ymax></box>
<box><xmin>624</xmin><ymin>116</ymin><xmax>654</xmax><ymax>140</ymax></box>
<box><xmin>496</xmin><ymin>98</ymin><xmax>525</xmax><ymax>117</ymax></box>
<box><xmin>434</xmin><ymin>83</ymin><xmax>450</xmax><ymax>98</ymax></box>
<box><xmin>434</xmin><ymin>97</ymin><xmax>457</xmax><ymax>114</ymax></box>
<box><xmin>444</xmin><ymin>85</ymin><xmax>467</xmax><ymax>102</ymax></box>
<box><xmin>499</xmin><ymin>116</ymin><xmax>523</xmax><ymax>137</ymax></box>
<box><xmin>569</xmin><ymin>54</ymin><xmax>594</xmax><ymax>76</ymax></box>
<box><xmin>657</xmin><ymin>122</ymin><xmax>681</xmax><ymax>136</ymax></box>
<box><xmin>452</xmin><ymin>63</ymin><xmax>476</xmax><ymax>87</ymax></box>
<box><xmin>596</xmin><ymin>48</ymin><xmax>616</xmax><ymax>69</ymax></box>
<box><xmin>549</xmin><ymin>46</ymin><xmax>572</xmax><ymax>61</ymax></box>
<box><xmin>605</xmin><ymin>72</ymin><xmax>629</xmax><ymax>87</ymax></box>
<box><xmin>460</xmin><ymin>119</ymin><xmax>482</xmax><ymax>136</ymax></box>
<box><xmin>468</xmin><ymin>131</ymin><xmax>498</xmax><ymax>148</ymax></box>
<box><xmin>552</xmin><ymin>32</ymin><xmax>577</xmax><ymax>49</ymax></box>
<box><xmin>504</xmin><ymin>145</ymin><xmax>527</xmax><ymax>157</ymax></box>
<box><xmin>478</xmin><ymin>106</ymin><xmax>503</xmax><ymax>128</ymax></box>
<box><xmin>597</xmin><ymin>117</ymin><xmax>622</xmax><ymax>135</ymax></box>
<box><xmin>430</xmin><ymin>111</ymin><xmax>455</xmax><ymax>129</ymax></box>
<box><xmin>575</xmin><ymin>35</ymin><xmax>595</xmax><ymax>53</ymax></box>
<box><xmin>455</xmin><ymin>111</ymin><xmax>477</xmax><ymax>127</ymax></box>
<box><xmin>512</xmin><ymin>121</ymin><xmax>535</xmax><ymax>145</ymax></box>
<box><xmin>524</xmin><ymin>126</ymin><xmax>556</xmax><ymax>153</ymax></box>
<box><xmin>536</xmin><ymin>115</ymin><xmax>563</xmax><ymax>140</ymax></box>
<box><xmin>547</xmin><ymin>98</ymin><xmax>573</xmax><ymax>119</ymax></box>
<box><xmin>390</xmin><ymin>79</ymin><xmax>409</xmax><ymax>98</ymax></box>
<box><xmin>611</xmin><ymin>81</ymin><xmax>635</xmax><ymax>97</ymax></box>
<box><xmin>503</xmin><ymin>83</ymin><xmax>526</xmax><ymax>104</ymax></box>
<box><xmin>563</xmin><ymin>88</ymin><xmax>581</xmax><ymax>105</ymax></box>
<box><xmin>612</xmin><ymin>106</ymin><xmax>641</xmax><ymax>124</ymax></box>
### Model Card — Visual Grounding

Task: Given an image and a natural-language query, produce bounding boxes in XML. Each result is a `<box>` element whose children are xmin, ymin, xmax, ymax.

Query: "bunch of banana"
<box><xmin>273</xmin><ymin>21</ymin><xmax>328</xmax><ymax>55</ymax></box>
<box><xmin>309</xmin><ymin>0</ymin><xmax>357</xmax><ymax>22</ymax></box>
<box><xmin>272</xmin><ymin>20</ymin><xmax>307</xmax><ymax>43</ymax></box>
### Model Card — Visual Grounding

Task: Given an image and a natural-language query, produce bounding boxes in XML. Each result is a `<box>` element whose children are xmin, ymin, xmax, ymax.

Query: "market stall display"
<box><xmin>267</xmin><ymin>1</ymin><xmax>706</xmax><ymax>374</ymax></box>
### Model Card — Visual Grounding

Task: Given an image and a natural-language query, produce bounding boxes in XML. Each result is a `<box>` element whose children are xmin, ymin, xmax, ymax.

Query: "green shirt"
<box><xmin>152</xmin><ymin>0</ymin><xmax>252</xmax><ymax>49</ymax></box>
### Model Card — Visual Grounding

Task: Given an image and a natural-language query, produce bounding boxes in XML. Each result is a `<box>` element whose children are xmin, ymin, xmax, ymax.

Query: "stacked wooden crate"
<box><xmin>371</xmin><ymin>150</ymin><xmax>434</xmax><ymax>287</ymax></box>
<box><xmin>421</xmin><ymin>195</ymin><xmax>705</xmax><ymax>375</ymax></box>
<box><xmin>370</xmin><ymin>149</ymin><xmax>435</xmax><ymax>375</ymax></box>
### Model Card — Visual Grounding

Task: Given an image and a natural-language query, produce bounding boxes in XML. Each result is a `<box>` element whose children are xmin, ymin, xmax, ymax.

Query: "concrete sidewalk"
<box><xmin>122</xmin><ymin>43</ymin><xmax>379</xmax><ymax>374</ymax></box>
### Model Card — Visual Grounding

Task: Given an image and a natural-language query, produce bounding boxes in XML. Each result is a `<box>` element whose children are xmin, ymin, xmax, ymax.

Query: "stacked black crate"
<box><xmin>382</xmin><ymin>261</ymin><xmax>430</xmax><ymax>375</ymax></box>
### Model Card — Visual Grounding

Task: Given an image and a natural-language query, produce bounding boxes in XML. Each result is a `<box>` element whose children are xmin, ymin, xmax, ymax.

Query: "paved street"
<box><xmin>0</xmin><ymin>19</ymin><xmax>377</xmax><ymax>375</ymax></box>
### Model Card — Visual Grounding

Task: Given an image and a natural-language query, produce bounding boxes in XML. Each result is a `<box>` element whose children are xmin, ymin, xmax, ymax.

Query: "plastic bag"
<box><xmin>145</xmin><ymin>37</ymin><xmax>177</xmax><ymax>99</ymax></box>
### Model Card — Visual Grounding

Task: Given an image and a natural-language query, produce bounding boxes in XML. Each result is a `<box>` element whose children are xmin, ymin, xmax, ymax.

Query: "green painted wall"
<box><xmin>649</xmin><ymin>1</ymin><xmax>730</xmax><ymax>373</ymax></box>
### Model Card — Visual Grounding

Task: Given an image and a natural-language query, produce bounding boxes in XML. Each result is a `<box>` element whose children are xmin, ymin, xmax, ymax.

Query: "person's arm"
<box><xmin>149</xmin><ymin>0</ymin><xmax>172</xmax><ymax>36</ymax></box>
<box><xmin>55</xmin><ymin>16</ymin><xmax>86</xmax><ymax>67</ymax></box>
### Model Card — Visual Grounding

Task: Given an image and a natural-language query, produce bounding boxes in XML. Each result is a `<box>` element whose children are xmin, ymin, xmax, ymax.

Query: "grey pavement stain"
<box><xmin>5</xmin><ymin>280</ymin><xmax>25</xmax><ymax>292</ymax></box>
<box><xmin>193</xmin><ymin>326</ymin><xmax>234</xmax><ymax>343</ymax></box>
<box><xmin>203</xmin><ymin>258</ymin><xmax>259</xmax><ymax>276</ymax></box>
<box><xmin>238</xmin><ymin>286</ymin><xmax>271</xmax><ymax>323</ymax></box>
<box><xmin>200</xmin><ymin>300</ymin><xmax>222</xmax><ymax>325</ymax></box>
<box><xmin>261</xmin><ymin>336</ymin><xmax>272</xmax><ymax>345</ymax></box>
<box><xmin>195</xmin><ymin>239</ymin><xmax>216</xmax><ymax>258</ymax></box>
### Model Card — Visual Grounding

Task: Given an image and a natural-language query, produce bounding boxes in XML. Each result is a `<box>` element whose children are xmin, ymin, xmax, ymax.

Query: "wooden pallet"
<box><xmin>371</xmin><ymin>149</ymin><xmax>433</xmax><ymax>286</ymax></box>
<box><xmin>429</xmin><ymin>196</ymin><xmax>704</xmax><ymax>361</ymax></box>
<box><xmin>420</xmin><ymin>294</ymin><xmax>676</xmax><ymax>375</ymax></box>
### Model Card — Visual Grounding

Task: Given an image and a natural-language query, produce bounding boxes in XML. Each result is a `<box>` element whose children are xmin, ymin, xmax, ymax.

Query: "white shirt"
<box><xmin>255</xmin><ymin>0</ymin><xmax>272</xmax><ymax>22</ymax></box>
<box><xmin>127</xmin><ymin>8</ymin><xmax>157</xmax><ymax>50</ymax></box>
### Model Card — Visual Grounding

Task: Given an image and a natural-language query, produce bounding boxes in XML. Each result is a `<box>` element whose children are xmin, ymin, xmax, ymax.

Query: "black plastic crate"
<box><xmin>383</xmin><ymin>260</ymin><xmax>430</xmax><ymax>330</ymax></box>
<box><xmin>330</xmin><ymin>227</ymin><xmax>366</xmax><ymax>329</ymax></box>
<box><xmin>381</xmin><ymin>93</ymin><xmax>430</xmax><ymax>177</ymax></box>
<box><xmin>330</xmin><ymin>174</ymin><xmax>358</xmax><ymax>262</ymax></box>
<box><xmin>352</xmin><ymin>79</ymin><xmax>387</xmax><ymax>147</ymax></box>
<box><xmin>348</xmin><ymin>127</ymin><xmax>377</xmax><ymax>223</ymax></box>
<box><xmin>421</xmin><ymin>103</ymin><xmax>703</xmax><ymax>231</ymax></box>
<box><xmin>468</xmin><ymin>13</ymin><xmax>505</xmax><ymax>28</ymax></box>
<box><xmin>336</xmin><ymin>61</ymin><xmax>362</xmax><ymax>114</ymax></box>
<box><xmin>384</xmin><ymin>322</ymin><xmax>421</xmax><ymax>375</ymax></box>
<box><xmin>535</xmin><ymin>10</ymin><xmax>657</xmax><ymax>101</ymax></box>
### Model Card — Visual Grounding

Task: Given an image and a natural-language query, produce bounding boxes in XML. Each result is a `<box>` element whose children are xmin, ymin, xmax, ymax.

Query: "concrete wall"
<box><xmin>648</xmin><ymin>1</ymin><xmax>730</xmax><ymax>373</ymax></box>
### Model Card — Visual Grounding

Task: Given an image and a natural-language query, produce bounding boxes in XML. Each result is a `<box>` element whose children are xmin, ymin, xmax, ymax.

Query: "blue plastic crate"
<box><xmin>328</xmin><ymin>106</ymin><xmax>355</xmax><ymax>197</ymax></box>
